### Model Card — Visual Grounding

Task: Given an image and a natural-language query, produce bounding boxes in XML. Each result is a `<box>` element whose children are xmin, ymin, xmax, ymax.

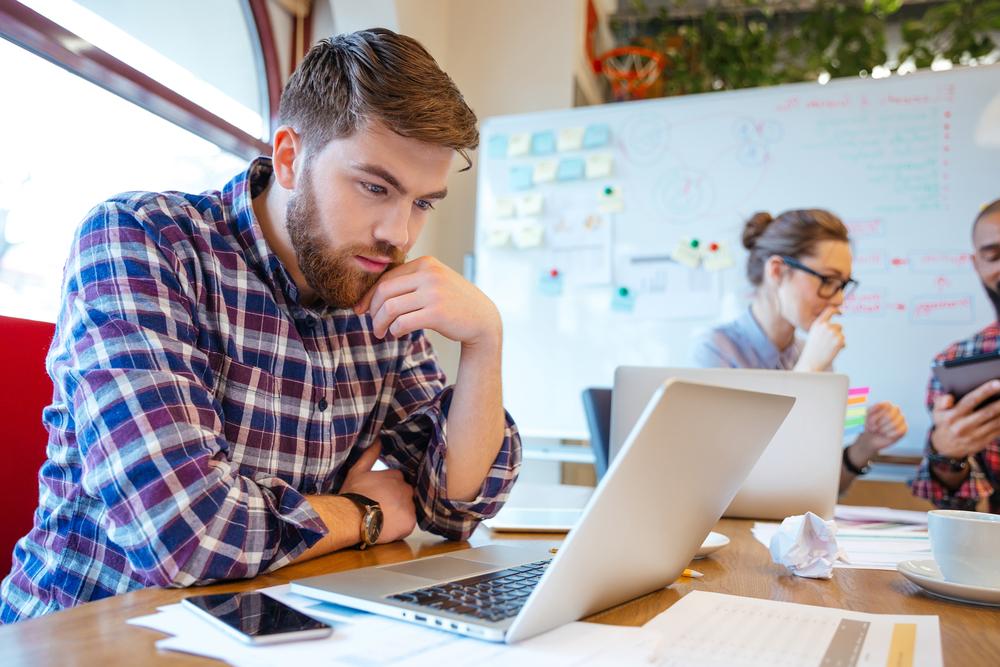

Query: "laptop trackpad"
<box><xmin>382</xmin><ymin>557</ymin><xmax>494</xmax><ymax>581</ymax></box>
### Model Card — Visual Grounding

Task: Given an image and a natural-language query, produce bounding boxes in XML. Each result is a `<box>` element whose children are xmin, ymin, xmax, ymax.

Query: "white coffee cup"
<box><xmin>927</xmin><ymin>509</ymin><xmax>1000</xmax><ymax>588</ymax></box>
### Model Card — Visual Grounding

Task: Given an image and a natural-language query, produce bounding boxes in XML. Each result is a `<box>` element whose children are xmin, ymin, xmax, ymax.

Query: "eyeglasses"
<box><xmin>780</xmin><ymin>256</ymin><xmax>859</xmax><ymax>299</ymax></box>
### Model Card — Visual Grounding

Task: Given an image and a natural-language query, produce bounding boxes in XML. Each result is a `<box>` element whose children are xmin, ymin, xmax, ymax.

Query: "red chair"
<box><xmin>0</xmin><ymin>315</ymin><xmax>55</xmax><ymax>577</ymax></box>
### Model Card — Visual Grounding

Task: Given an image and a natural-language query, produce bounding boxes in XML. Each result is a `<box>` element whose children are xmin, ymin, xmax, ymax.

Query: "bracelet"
<box><xmin>842</xmin><ymin>446</ymin><xmax>871</xmax><ymax>476</ymax></box>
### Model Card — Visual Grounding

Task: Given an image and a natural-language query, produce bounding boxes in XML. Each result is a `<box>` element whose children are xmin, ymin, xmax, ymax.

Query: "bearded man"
<box><xmin>1</xmin><ymin>28</ymin><xmax>520</xmax><ymax>622</ymax></box>
<box><xmin>912</xmin><ymin>198</ymin><xmax>1000</xmax><ymax>514</ymax></box>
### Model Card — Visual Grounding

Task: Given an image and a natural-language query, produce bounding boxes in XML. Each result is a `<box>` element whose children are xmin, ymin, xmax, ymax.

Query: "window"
<box><xmin>0</xmin><ymin>39</ymin><xmax>246</xmax><ymax>322</ymax></box>
<box><xmin>18</xmin><ymin>0</ymin><xmax>268</xmax><ymax>138</ymax></box>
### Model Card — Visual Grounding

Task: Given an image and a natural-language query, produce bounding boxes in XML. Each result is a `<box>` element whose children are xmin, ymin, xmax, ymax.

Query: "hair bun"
<box><xmin>742</xmin><ymin>212</ymin><xmax>774</xmax><ymax>250</ymax></box>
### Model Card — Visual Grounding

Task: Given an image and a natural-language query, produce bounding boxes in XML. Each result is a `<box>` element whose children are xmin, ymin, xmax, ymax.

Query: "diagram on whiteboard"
<box><xmin>474</xmin><ymin>65</ymin><xmax>1000</xmax><ymax>453</ymax></box>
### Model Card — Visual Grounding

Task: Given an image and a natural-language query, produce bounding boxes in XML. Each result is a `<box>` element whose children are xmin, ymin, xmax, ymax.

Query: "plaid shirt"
<box><xmin>0</xmin><ymin>159</ymin><xmax>521</xmax><ymax>623</ymax></box>
<box><xmin>910</xmin><ymin>322</ymin><xmax>1000</xmax><ymax>513</ymax></box>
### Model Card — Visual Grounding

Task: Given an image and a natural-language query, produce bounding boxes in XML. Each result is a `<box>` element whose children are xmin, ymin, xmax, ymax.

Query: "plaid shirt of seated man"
<box><xmin>0</xmin><ymin>29</ymin><xmax>521</xmax><ymax>623</ymax></box>
<box><xmin>911</xmin><ymin>199</ymin><xmax>1000</xmax><ymax>514</ymax></box>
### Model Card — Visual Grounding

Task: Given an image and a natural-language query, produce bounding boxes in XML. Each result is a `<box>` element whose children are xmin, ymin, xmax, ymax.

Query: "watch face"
<box><xmin>362</xmin><ymin>506</ymin><xmax>383</xmax><ymax>545</ymax></box>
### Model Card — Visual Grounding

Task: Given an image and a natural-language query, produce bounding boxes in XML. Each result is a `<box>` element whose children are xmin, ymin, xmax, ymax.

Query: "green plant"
<box><xmin>898</xmin><ymin>0</ymin><xmax>1000</xmax><ymax>68</ymax></box>
<box><xmin>608</xmin><ymin>0</ymin><xmax>999</xmax><ymax>101</ymax></box>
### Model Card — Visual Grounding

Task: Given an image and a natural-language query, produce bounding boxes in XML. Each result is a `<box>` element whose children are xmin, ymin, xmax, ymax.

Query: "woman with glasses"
<box><xmin>693</xmin><ymin>208</ymin><xmax>907</xmax><ymax>491</ymax></box>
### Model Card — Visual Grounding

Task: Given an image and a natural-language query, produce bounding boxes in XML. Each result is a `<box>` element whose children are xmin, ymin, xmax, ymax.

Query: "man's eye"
<box><xmin>362</xmin><ymin>182</ymin><xmax>387</xmax><ymax>195</ymax></box>
<box><xmin>415</xmin><ymin>199</ymin><xmax>435</xmax><ymax>211</ymax></box>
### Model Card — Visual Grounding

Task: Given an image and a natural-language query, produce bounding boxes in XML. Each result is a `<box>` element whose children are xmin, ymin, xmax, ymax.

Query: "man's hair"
<box><xmin>278</xmin><ymin>28</ymin><xmax>478</xmax><ymax>170</ymax></box>
<box><xmin>974</xmin><ymin>198</ymin><xmax>1000</xmax><ymax>236</ymax></box>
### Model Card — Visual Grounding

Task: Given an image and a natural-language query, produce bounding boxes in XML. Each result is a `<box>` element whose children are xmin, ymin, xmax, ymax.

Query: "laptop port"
<box><xmin>450</xmin><ymin>623</ymin><xmax>458</xmax><ymax>629</ymax></box>
<box><xmin>414</xmin><ymin>614</ymin><xmax>427</xmax><ymax>622</ymax></box>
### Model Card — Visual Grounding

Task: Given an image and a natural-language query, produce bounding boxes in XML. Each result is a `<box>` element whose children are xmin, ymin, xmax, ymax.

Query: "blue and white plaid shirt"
<box><xmin>0</xmin><ymin>158</ymin><xmax>521</xmax><ymax>622</ymax></box>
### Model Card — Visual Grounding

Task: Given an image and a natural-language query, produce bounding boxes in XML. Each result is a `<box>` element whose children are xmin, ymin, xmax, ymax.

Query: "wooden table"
<box><xmin>2</xmin><ymin>518</ymin><xmax>998</xmax><ymax>666</ymax></box>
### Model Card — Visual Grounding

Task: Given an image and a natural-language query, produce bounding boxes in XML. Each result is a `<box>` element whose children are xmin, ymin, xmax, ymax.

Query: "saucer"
<box><xmin>694</xmin><ymin>531</ymin><xmax>730</xmax><ymax>559</ymax></box>
<box><xmin>897</xmin><ymin>559</ymin><xmax>1000</xmax><ymax>607</ymax></box>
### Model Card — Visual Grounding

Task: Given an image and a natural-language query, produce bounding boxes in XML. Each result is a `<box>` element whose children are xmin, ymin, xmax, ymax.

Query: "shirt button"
<box><xmin>318</xmin><ymin>397</ymin><xmax>328</xmax><ymax>412</ymax></box>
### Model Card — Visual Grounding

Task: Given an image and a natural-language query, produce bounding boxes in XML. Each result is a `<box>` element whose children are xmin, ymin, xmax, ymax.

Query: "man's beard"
<box><xmin>985</xmin><ymin>281</ymin><xmax>1000</xmax><ymax>322</ymax></box>
<box><xmin>285</xmin><ymin>167</ymin><xmax>405</xmax><ymax>309</ymax></box>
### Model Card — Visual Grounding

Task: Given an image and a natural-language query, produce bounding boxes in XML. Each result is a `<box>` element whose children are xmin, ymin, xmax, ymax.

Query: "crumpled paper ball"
<box><xmin>768</xmin><ymin>512</ymin><xmax>846</xmax><ymax>579</ymax></box>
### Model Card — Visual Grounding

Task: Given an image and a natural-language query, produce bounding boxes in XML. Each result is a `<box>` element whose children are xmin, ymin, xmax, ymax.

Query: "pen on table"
<box><xmin>550</xmin><ymin>549</ymin><xmax>704</xmax><ymax>579</ymax></box>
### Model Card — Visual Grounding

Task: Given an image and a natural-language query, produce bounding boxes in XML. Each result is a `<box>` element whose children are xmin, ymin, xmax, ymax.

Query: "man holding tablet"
<box><xmin>912</xmin><ymin>199</ymin><xmax>1000</xmax><ymax>513</ymax></box>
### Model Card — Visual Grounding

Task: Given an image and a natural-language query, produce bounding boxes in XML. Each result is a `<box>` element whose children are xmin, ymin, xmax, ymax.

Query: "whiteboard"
<box><xmin>474</xmin><ymin>65</ymin><xmax>1000</xmax><ymax>454</ymax></box>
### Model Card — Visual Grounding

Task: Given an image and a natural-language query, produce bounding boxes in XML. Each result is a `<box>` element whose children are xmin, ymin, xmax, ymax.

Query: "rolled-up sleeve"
<box><xmin>377</xmin><ymin>333</ymin><xmax>521</xmax><ymax>540</ymax></box>
<box><xmin>59</xmin><ymin>202</ymin><xmax>327</xmax><ymax>587</ymax></box>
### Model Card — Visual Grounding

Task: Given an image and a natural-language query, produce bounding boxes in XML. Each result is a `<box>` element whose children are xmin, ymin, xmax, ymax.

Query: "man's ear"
<box><xmin>271</xmin><ymin>126</ymin><xmax>303</xmax><ymax>190</ymax></box>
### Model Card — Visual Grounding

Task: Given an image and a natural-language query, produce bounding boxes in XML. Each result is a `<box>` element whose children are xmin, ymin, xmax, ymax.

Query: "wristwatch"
<box><xmin>842</xmin><ymin>446</ymin><xmax>871</xmax><ymax>476</ymax></box>
<box><xmin>927</xmin><ymin>442</ymin><xmax>971</xmax><ymax>473</ymax></box>
<box><xmin>340</xmin><ymin>493</ymin><xmax>383</xmax><ymax>549</ymax></box>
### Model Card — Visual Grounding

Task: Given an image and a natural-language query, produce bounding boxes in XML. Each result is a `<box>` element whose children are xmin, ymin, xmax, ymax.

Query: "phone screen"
<box><xmin>183</xmin><ymin>592</ymin><xmax>331</xmax><ymax>639</ymax></box>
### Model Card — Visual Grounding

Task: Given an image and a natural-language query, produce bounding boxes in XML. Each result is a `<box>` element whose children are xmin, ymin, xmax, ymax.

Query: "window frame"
<box><xmin>0</xmin><ymin>0</ymin><xmax>282</xmax><ymax>159</ymax></box>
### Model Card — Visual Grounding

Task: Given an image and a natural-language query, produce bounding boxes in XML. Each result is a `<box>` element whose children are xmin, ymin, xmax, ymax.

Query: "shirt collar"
<box><xmin>737</xmin><ymin>306</ymin><xmax>800</xmax><ymax>370</ymax></box>
<box><xmin>222</xmin><ymin>157</ymin><xmax>339</xmax><ymax>319</ymax></box>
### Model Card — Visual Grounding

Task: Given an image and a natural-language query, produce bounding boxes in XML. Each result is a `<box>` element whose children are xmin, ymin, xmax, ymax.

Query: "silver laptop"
<box><xmin>291</xmin><ymin>379</ymin><xmax>794</xmax><ymax>643</ymax></box>
<box><xmin>612</xmin><ymin>367</ymin><xmax>848</xmax><ymax>520</ymax></box>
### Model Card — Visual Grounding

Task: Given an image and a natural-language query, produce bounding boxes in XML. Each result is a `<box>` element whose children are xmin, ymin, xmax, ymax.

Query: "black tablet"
<box><xmin>932</xmin><ymin>352</ymin><xmax>1000</xmax><ymax>406</ymax></box>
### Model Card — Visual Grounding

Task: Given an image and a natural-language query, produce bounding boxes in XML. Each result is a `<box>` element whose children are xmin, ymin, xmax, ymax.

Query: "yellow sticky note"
<box><xmin>485</xmin><ymin>227</ymin><xmax>511</xmax><ymax>248</ymax></box>
<box><xmin>557</xmin><ymin>127</ymin><xmax>585</xmax><ymax>151</ymax></box>
<box><xmin>672</xmin><ymin>239</ymin><xmax>702</xmax><ymax>269</ymax></box>
<box><xmin>507</xmin><ymin>133</ymin><xmax>531</xmax><ymax>157</ymax></box>
<box><xmin>533</xmin><ymin>159</ymin><xmax>558</xmax><ymax>184</ymax></box>
<box><xmin>598</xmin><ymin>185</ymin><xmax>624</xmax><ymax>213</ymax></box>
<box><xmin>515</xmin><ymin>193</ymin><xmax>544</xmax><ymax>217</ymax></box>
<box><xmin>703</xmin><ymin>242</ymin><xmax>734</xmax><ymax>272</ymax></box>
<box><xmin>585</xmin><ymin>153</ymin><xmax>613</xmax><ymax>179</ymax></box>
<box><xmin>494</xmin><ymin>196</ymin><xmax>515</xmax><ymax>219</ymax></box>
<box><xmin>512</xmin><ymin>221</ymin><xmax>545</xmax><ymax>248</ymax></box>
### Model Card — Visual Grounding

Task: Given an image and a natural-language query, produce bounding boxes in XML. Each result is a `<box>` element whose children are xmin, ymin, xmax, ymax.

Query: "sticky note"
<box><xmin>672</xmin><ymin>238</ymin><xmax>702</xmax><ymax>269</ymax></box>
<box><xmin>611</xmin><ymin>286</ymin><xmax>635</xmax><ymax>312</ymax></box>
<box><xmin>598</xmin><ymin>185</ymin><xmax>624</xmax><ymax>213</ymax></box>
<box><xmin>533</xmin><ymin>159</ymin><xmax>558</xmax><ymax>184</ymax></box>
<box><xmin>556</xmin><ymin>157</ymin><xmax>585</xmax><ymax>181</ymax></box>
<box><xmin>703</xmin><ymin>241</ymin><xmax>734</xmax><ymax>272</ymax></box>
<box><xmin>484</xmin><ymin>228</ymin><xmax>510</xmax><ymax>248</ymax></box>
<box><xmin>557</xmin><ymin>127</ymin><xmax>585</xmax><ymax>151</ymax></box>
<box><xmin>583</xmin><ymin>124</ymin><xmax>611</xmax><ymax>148</ymax></box>
<box><xmin>539</xmin><ymin>270</ymin><xmax>563</xmax><ymax>296</ymax></box>
<box><xmin>494</xmin><ymin>196</ymin><xmax>515</xmax><ymax>219</ymax></box>
<box><xmin>509</xmin><ymin>165</ymin><xmax>534</xmax><ymax>191</ymax></box>
<box><xmin>507</xmin><ymin>132</ymin><xmax>531</xmax><ymax>157</ymax></box>
<box><xmin>512</xmin><ymin>221</ymin><xmax>545</xmax><ymax>248</ymax></box>
<box><xmin>585</xmin><ymin>153</ymin><xmax>613</xmax><ymax>179</ymax></box>
<box><xmin>531</xmin><ymin>131</ymin><xmax>556</xmax><ymax>155</ymax></box>
<box><xmin>486</xmin><ymin>134</ymin><xmax>508</xmax><ymax>158</ymax></box>
<box><xmin>515</xmin><ymin>193</ymin><xmax>544</xmax><ymax>217</ymax></box>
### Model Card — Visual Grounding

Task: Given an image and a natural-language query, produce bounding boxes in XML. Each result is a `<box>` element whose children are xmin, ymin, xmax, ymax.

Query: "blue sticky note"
<box><xmin>611</xmin><ymin>286</ymin><xmax>635</xmax><ymax>312</ymax></box>
<box><xmin>487</xmin><ymin>134</ymin><xmax>508</xmax><ymax>158</ymax></box>
<box><xmin>509</xmin><ymin>165</ymin><xmax>534</xmax><ymax>191</ymax></box>
<box><xmin>583</xmin><ymin>124</ymin><xmax>611</xmax><ymax>149</ymax></box>
<box><xmin>539</xmin><ymin>271</ymin><xmax>564</xmax><ymax>296</ymax></box>
<box><xmin>556</xmin><ymin>157</ymin><xmax>585</xmax><ymax>181</ymax></box>
<box><xmin>531</xmin><ymin>131</ymin><xmax>556</xmax><ymax>155</ymax></box>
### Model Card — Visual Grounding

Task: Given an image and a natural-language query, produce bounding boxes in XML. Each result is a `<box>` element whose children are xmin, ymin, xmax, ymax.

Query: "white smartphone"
<box><xmin>181</xmin><ymin>591</ymin><xmax>333</xmax><ymax>645</ymax></box>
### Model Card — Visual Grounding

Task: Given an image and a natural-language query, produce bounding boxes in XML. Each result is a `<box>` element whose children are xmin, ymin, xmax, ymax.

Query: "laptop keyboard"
<box><xmin>387</xmin><ymin>559</ymin><xmax>551</xmax><ymax>623</ymax></box>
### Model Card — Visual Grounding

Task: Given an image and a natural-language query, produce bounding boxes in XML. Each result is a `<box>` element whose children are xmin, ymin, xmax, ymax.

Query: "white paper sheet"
<box><xmin>642</xmin><ymin>591</ymin><xmax>942</xmax><ymax>667</ymax></box>
<box><xmin>834</xmin><ymin>505</ymin><xmax>929</xmax><ymax>526</ymax></box>
<box><xmin>753</xmin><ymin>517</ymin><xmax>932</xmax><ymax>570</ymax></box>
<box><xmin>128</xmin><ymin>584</ymin><xmax>658</xmax><ymax>667</ymax></box>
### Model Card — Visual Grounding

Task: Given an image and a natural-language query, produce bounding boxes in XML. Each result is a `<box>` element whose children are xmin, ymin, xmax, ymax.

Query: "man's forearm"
<box><xmin>443</xmin><ymin>335</ymin><xmax>506</xmax><ymax>501</ymax></box>
<box><xmin>293</xmin><ymin>495</ymin><xmax>364</xmax><ymax>563</ymax></box>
